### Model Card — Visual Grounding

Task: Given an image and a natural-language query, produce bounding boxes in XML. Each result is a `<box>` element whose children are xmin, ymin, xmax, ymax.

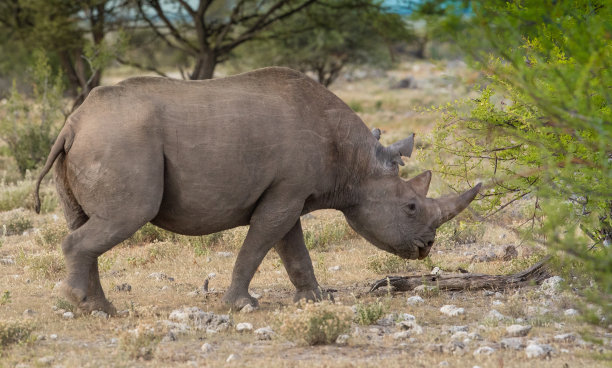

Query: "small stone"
<box><xmin>226</xmin><ymin>353</ymin><xmax>239</xmax><ymax>362</ymax></box>
<box><xmin>393</xmin><ymin>331</ymin><xmax>412</xmax><ymax>340</ymax></box>
<box><xmin>440</xmin><ymin>305</ymin><xmax>465</xmax><ymax>317</ymax></box>
<box><xmin>414</xmin><ymin>285</ymin><xmax>437</xmax><ymax>293</ymax></box>
<box><xmin>397</xmin><ymin>320</ymin><xmax>423</xmax><ymax>334</ymax></box>
<box><xmin>483</xmin><ymin>290</ymin><xmax>495</xmax><ymax>296</ymax></box>
<box><xmin>240</xmin><ymin>304</ymin><xmax>255</xmax><ymax>314</ymax></box>
<box><xmin>501</xmin><ymin>337</ymin><xmax>525</xmax><ymax>350</ymax></box>
<box><xmin>91</xmin><ymin>310</ymin><xmax>109</xmax><ymax>319</ymax></box>
<box><xmin>201</xmin><ymin>343</ymin><xmax>213</xmax><ymax>353</ymax></box>
<box><xmin>217</xmin><ymin>251</ymin><xmax>233</xmax><ymax>258</ymax></box>
<box><xmin>430</xmin><ymin>266</ymin><xmax>441</xmax><ymax>275</ymax></box>
<box><xmin>110</xmin><ymin>338</ymin><xmax>118</xmax><ymax>344</ymax></box>
<box><xmin>336</xmin><ymin>334</ymin><xmax>349</xmax><ymax>345</ymax></box>
<box><xmin>554</xmin><ymin>333</ymin><xmax>577</xmax><ymax>342</ymax></box>
<box><xmin>398</xmin><ymin>313</ymin><xmax>416</xmax><ymax>321</ymax></box>
<box><xmin>451</xmin><ymin>331</ymin><xmax>468</xmax><ymax>341</ymax></box>
<box><xmin>50</xmin><ymin>334</ymin><xmax>58</xmax><ymax>340</ymax></box>
<box><xmin>407</xmin><ymin>295</ymin><xmax>424</xmax><ymax>305</ymax></box>
<box><xmin>494</xmin><ymin>292</ymin><xmax>503</xmax><ymax>298</ymax></box>
<box><xmin>236</xmin><ymin>322</ymin><xmax>253</xmax><ymax>332</ymax></box>
<box><xmin>0</xmin><ymin>257</ymin><xmax>16</xmax><ymax>265</ymax></box>
<box><xmin>525</xmin><ymin>343</ymin><xmax>552</xmax><ymax>358</ymax></box>
<box><xmin>449</xmin><ymin>325</ymin><xmax>469</xmax><ymax>333</ymax></box>
<box><xmin>161</xmin><ymin>331</ymin><xmax>177</xmax><ymax>342</ymax></box>
<box><xmin>540</xmin><ymin>276</ymin><xmax>564</xmax><ymax>295</ymax></box>
<box><xmin>62</xmin><ymin>311</ymin><xmax>74</xmax><ymax>319</ymax></box>
<box><xmin>23</xmin><ymin>309</ymin><xmax>36</xmax><ymax>317</ymax></box>
<box><xmin>328</xmin><ymin>265</ymin><xmax>341</xmax><ymax>272</ymax></box>
<box><xmin>37</xmin><ymin>356</ymin><xmax>54</xmax><ymax>365</ymax></box>
<box><xmin>255</xmin><ymin>326</ymin><xmax>274</xmax><ymax>341</ymax></box>
<box><xmin>37</xmin><ymin>334</ymin><xmax>46</xmax><ymax>341</ymax></box>
<box><xmin>487</xmin><ymin>309</ymin><xmax>505</xmax><ymax>321</ymax></box>
<box><xmin>439</xmin><ymin>361</ymin><xmax>449</xmax><ymax>367</ymax></box>
<box><xmin>207</xmin><ymin>272</ymin><xmax>216</xmax><ymax>279</ymax></box>
<box><xmin>526</xmin><ymin>306</ymin><xmax>550</xmax><ymax>316</ymax></box>
<box><xmin>492</xmin><ymin>300</ymin><xmax>504</xmax><ymax>306</ymax></box>
<box><xmin>114</xmin><ymin>283</ymin><xmax>132</xmax><ymax>292</ymax></box>
<box><xmin>206</xmin><ymin>328</ymin><xmax>218</xmax><ymax>334</ymax></box>
<box><xmin>473</xmin><ymin>346</ymin><xmax>495</xmax><ymax>356</ymax></box>
<box><xmin>148</xmin><ymin>272</ymin><xmax>174</xmax><ymax>281</ymax></box>
<box><xmin>506</xmin><ymin>324</ymin><xmax>532</xmax><ymax>337</ymax></box>
<box><xmin>468</xmin><ymin>332</ymin><xmax>483</xmax><ymax>341</ymax></box>
<box><xmin>564</xmin><ymin>308</ymin><xmax>579</xmax><ymax>317</ymax></box>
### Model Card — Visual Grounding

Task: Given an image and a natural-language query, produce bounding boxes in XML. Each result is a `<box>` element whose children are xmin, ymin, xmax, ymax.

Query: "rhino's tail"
<box><xmin>34</xmin><ymin>125</ymin><xmax>75</xmax><ymax>214</ymax></box>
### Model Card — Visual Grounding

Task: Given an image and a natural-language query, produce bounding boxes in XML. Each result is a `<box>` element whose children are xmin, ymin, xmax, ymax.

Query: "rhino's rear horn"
<box><xmin>386</xmin><ymin>133</ymin><xmax>415</xmax><ymax>166</ymax></box>
<box><xmin>407</xmin><ymin>170</ymin><xmax>432</xmax><ymax>196</ymax></box>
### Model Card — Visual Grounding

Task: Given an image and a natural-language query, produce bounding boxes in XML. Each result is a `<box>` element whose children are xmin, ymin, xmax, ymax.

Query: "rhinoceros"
<box><xmin>34</xmin><ymin>67</ymin><xmax>480</xmax><ymax>314</ymax></box>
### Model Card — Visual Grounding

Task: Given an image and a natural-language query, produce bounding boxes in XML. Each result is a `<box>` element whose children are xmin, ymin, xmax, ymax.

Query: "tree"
<box><xmin>129</xmin><ymin>0</ymin><xmax>343</xmax><ymax>80</ymax></box>
<box><xmin>246</xmin><ymin>0</ymin><xmax>410</xmax><ymax>87</ymax></box>
<box><xmin>0</xmin><ymin>0</ymin><xmax>127</xmax><ymax>107</ymax></box>
<box><xmin>429</xmin><ymin>0</ymin><xmax>611</xmax><ymax>321</ymax></box>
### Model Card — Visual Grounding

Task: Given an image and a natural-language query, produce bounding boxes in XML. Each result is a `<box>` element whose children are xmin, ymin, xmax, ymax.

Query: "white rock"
<box><xmin>397</xmin><ymin>320</ymin><xmax>423</xmax><ymax>334</ymax></box>
<box><xmin>236</xmin><ymin>322</ymin><xmax>253</xmax><ymax>332</ymax></box>
<box><xmin>23</xmin><ymin>309</ymin><xmax>36</xmax><ymax>317</ymax></box>
<box><xmin>91</xmin><ymin>310</ymin><xmax>108</xmax><ymax>319</ymax></box>
<box><xmin>501</xmin><ymin>337</ymin><xmax>525</xmax><ymax>350</ymax></box>
<box><xmin>540</xmin><ymin>276</ymin><xmax>564</xmax><ymax>295</ymax></box>
<box><xmin>328</xmin><ymin>265</ymin><xmax>341</xmax><ymax>272</ymax></box>
<box><xmin>554</xmin><ymin>333</ymin><xmax>577</xmax><ymax>342</ymax></box>
<box><xmin>407</xmin><ymin>295</ymin><xmax>424</xmax><ymax>305</ymax></box>
<box><xmin>0</xmin><ymin>257</ymin><xmax>16</xmax><ymax>265</ymax></box>
<box><xmin>526</xmin><ymin>306</ymin><xmax>550</xmax><ymax>316</ymax></box>
<box><xmin>255</xmin><ymin>326</ymin><xmax>274</xmax><ymax>341</ymax></box>
<box><xmin>430</xmin><ymin>266</ymin><xmax>441</xmax><ymax>275</ymax></box>
<box><xmin>487</xmin><ymin>309</ymin><xmax>505</xmax><ymax>321</ymax></box>
<box><xmin>440</xmin><ymin>305</ymin><xmax>465</xmax><ymax>317</ymax></box>
<box><xmin>414</xmin><ymin>285</ymin><xmax>437</xmax><ymax>293</ymax></box>
<box><xmin>226</xmin><ymin>354</ymin><xmax>239</xmax><ymax>362</ymax></box>
<box><xmin>335</xmin><ymin>334</ymin><xmax>349</xmax><ymax>345</ymax></box>
<box><xmin>468</xmin><ymin>332</ymin><xmax>483</xmax><ymax>341</ymax></box>
<box><xmin>37</xmin><ymin>356</ymin><xmax>54</xmax><ymax>365</ymax></box>
<box><xmin>201</xmin><ymin>343</ymin><xmax>213</xmax><ymax>353</ymax></box>
<box><xmin>50</xmin><ymin>334</ymin><xmax>58</xmax><ymax>340</ymax></box>
<box><xmin>62</xmin><ymin>311</ymin><xmax>74</xmax><ymax>319</ymax></box>
<box><xmin>148</xmin><ymin>272</ymin><xmax>174</xmax><ymax>281</ymax></box>
<box><xmin>398</xmin><ymin>313</ymin><xmax>416</xmax><ymax>321</ymax></box>
<box><xmin>473</xmin><ymin>346</ymin><xmax>495</xmax><ymax>356</ymax></box>
<box><xmin>393</xmin><ymin>331</ymin><xmax>412</xmax><ymax>340</ymax></box>
<box><xmin>483</xmin><ymin>290</ymin><xmax>495</xmax><ymax>296</ymax></box>
<box><xmin>439</xmin><ymin>362</ymin><xmax>449</xmax><ymax>367</ymax></box>
<box><xmin>207</xmin><ymin>272</ymin><xmax>216</xmax><ymax>279</ymax></box>
<box><xmin>217</xmin><ymin>251</ymin><xmax>233</xmax><ymax>258</ymax></box>
<box><xmin>492</xmin><ymin>300</ymin><xmax>504</xmax><ymax>306</ymax></box>
<box><xmin>525</xmin><ymin>343</ymin><xmax>552</xmax><ymax>358</ymax></box>
<box><xmin>451</xmin><ymin>331</ymin><xmax>468</xmax><ymax>341</ymax></box>
<box><xmin>506</xmin><ymin>324</ymin><xmax>532</xmax><ymax>337</ymax></box>
<box><xmin>449</xmin><ymin>325</ymin><xmax>469</xmax><ymax>333</ymax></box>
<box><xmin>564</xmin><ymin>308</ymin><xmax>579</xmax><ymax>316</ymax></box>
<box><xmin>240</xmin><ymin>304</ymin><xmax>255</xmax><ymax>314</ymax></box>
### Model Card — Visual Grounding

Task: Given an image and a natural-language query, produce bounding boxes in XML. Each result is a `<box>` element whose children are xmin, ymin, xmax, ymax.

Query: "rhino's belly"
<box><xmin>151</xmin><ymin>206</ymin><xmax>252</xmax><ymax>236</ymax></box>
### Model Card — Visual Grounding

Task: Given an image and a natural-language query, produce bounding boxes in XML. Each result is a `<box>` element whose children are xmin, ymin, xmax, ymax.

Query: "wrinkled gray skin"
<box><xmin>34</xmin><ymin>67</ymin><xmax>480</xmax><ymax>314</ymax></box>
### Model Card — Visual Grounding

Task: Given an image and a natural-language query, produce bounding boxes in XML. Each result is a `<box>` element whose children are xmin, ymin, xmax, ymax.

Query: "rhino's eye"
<box><xmin>403</xmin><ymin>202</ymin><xmax>417</xmax><ymax>214</ymax></box>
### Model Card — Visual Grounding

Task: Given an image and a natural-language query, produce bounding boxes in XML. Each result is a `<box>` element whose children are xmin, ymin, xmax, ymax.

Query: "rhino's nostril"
<box><xmin>427</xmin><ymin>240</ymin><xmax>434</xmax><ymax>247</ymax></box>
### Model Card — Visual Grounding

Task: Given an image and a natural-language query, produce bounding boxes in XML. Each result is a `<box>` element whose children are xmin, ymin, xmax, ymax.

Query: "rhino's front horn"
<box><xmin>435</xmin><ymin>183</ymin><xmax>482</xmax><ymax>226</ymax></box>
<box><xmin>387</xmin><ymin>133</ymin><xmax>415</xmax><ymax>166</ymax></box>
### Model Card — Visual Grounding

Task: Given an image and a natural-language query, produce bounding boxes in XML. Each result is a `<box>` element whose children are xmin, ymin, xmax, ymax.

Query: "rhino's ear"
<box><xmin>386</xmin><ymin>133</ymin><xmax>415</xmax><ymax>166</ymax></box>
<box><xmin>371</xmin><ymin>128</ymin><xmax>381</xmax><ymax>140</ymax></box>
<box><xmin>407</xmin><ymin>170</ymin><xmax>432</xmax><ymax>196</ymax></box>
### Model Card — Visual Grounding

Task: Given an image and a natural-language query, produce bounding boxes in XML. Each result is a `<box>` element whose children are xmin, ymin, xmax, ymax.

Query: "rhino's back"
<box><xmin>68</xmin><ymin>68</ymin><xmax>345</xmax><ymax>235</ymax></box>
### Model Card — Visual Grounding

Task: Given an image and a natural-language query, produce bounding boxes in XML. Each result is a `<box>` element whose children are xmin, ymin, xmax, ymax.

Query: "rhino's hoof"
<box><xmin>80</xmin><ymin>297</ymin><xmax>117</xmax><ymax>316</ymax></box>
<box><xmin>294</xmin><ymin>287</ymin><xmax>335</xmax><ymax>303</ymax></box>
<box><xmin>223</xmin><ymin>293</ymin><xmax>259</xmax><ymax>310</ymax></box>
<box><xmin>58</xmin><ymin>281</ymin><xmax>86</xmax><ymax>306</ymax></box>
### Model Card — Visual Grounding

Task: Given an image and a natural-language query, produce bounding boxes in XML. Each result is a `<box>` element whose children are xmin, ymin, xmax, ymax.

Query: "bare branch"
<box><xmin>116</xmin><ymin>56</ymin><xmax>169</xmax><ymax>78</ymax></box>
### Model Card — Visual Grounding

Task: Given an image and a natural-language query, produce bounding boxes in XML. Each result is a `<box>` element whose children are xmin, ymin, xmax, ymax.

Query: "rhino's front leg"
<box><xmin>223</xmin><ymin>189</ymin><xmax>304</xmax><ymax>309</ymax></box>
<box><xmin>275</xmin><ymin>219</ymin><xmax>329</xmax><ymax>303</ymax></box>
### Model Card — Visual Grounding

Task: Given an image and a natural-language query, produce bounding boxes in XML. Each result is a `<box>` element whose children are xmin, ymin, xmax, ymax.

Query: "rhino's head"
<box><xmin>343</xmin><ymin>131</ymin><xmax>481</xmax><ymax>260</ymax></box>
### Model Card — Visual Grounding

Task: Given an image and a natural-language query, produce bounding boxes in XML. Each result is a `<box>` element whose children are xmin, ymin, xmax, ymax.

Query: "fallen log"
<box><xmin>369</xmin><ymin>256</ymin><xmax>551</xmax><ymax>293</ymax></box>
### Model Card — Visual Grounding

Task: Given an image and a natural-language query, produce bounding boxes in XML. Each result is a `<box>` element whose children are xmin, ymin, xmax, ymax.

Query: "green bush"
<box><xmin>354</xmin><ymin>300</ymin><xmax>386</xmax><ymax>325</ymax></box>
<box><xmin>366</xmin><ymin>254</ymin><xmax>409</xmax><ymax>274</ymax></box>
<box><xmin>36</xmin><ymin>221</ymin><xmax>69</xmax><ymax>250</ymax></box>
<box><xmin>277</xmin><ymin>302</ymin><xmax>352</xmax><ymax>345</ymax></box>
<box><xmin>1</xmin><ymin>210</ymin><xmax>32</xmax><ymax>236</ymax></box>
<box><xmin>0</xmin><ymin>51</ymin><xmax>65</xmax><ymax>176</ymax></box>
<box><xmin>0</xmin><ymin>321</ymin><xmax>33</xmax><ymax>350</ymax></box>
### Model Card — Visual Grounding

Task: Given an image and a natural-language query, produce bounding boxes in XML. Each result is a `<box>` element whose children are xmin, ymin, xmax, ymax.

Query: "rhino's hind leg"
<box><xmin>274</xmin><ymin>219</ymin><xmax>330</xmax><ymax>303</ymax></box>
<box><xmin>223</xmin><ymin>187</ymin><xmax>304</xmax><ymax>309</ymax></box>
<box><xmin>60</xmin><ymin>215</ymin><xmax>153</xmax><ymax>315</ymax></box>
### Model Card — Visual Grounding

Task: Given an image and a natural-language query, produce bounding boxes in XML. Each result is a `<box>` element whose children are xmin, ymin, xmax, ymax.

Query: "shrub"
<box><xmin>367</xmin><ymin>254</ymin><xmax>409</xmax><ymax>274</ymax></box>
<box><xmin>54</xmin><ymin>297</ymin><xmax>74</xmax><ymax>313</ymax></box>
<box><xmin>0</xmin><ymin>210</ymin><xmax>32</xmax><ymax>236</ymax></box>
<box><xmin>0</xmin><ymin>51</ymin><xmax>65</xmax><ymax>176</ymax></box>
<box><xmin>21</xmin><ymin>252</ymin><xmax>65</xmax><ymax>279</ymax></box>
<box><xmin>0</xmin><ymin>321</ymin><xmax>33</xmax><ymax>350</ymax></box>
<box><xmin>277</xmin><ymin>302</ymin><xmax>352</xmax><ymax>345</ymax></box>
<box><xmin>35</xmin><ymin>221</ymin><xmax>68</xmax><ymax>250</ymax></box>
<box><xmin>120</xmin><ymin>328</ymin><xmax>161</xmax><ymax>360</ymax></box>
<box><xmin>354</xmin><ymin>300</ymin><xmax>386</xmax><ymax>325</ymax></box>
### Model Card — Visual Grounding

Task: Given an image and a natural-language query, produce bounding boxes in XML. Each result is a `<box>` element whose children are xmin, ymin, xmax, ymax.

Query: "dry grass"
<box><xmin>0</xmin><ymin>62</ymin><xmax>610</xmax><ymax>367</ymax></box>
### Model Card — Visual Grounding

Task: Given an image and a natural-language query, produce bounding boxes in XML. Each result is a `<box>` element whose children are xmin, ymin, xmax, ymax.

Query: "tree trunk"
<box><xmin>191</xmin><ymin>51</ymin><xmax>217</xmax><ymax>80</ymax></box>
<box><xmin>369</xmin><ymin>256</ymin><xmax>551</xmax><ymax>293</ymax></box>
